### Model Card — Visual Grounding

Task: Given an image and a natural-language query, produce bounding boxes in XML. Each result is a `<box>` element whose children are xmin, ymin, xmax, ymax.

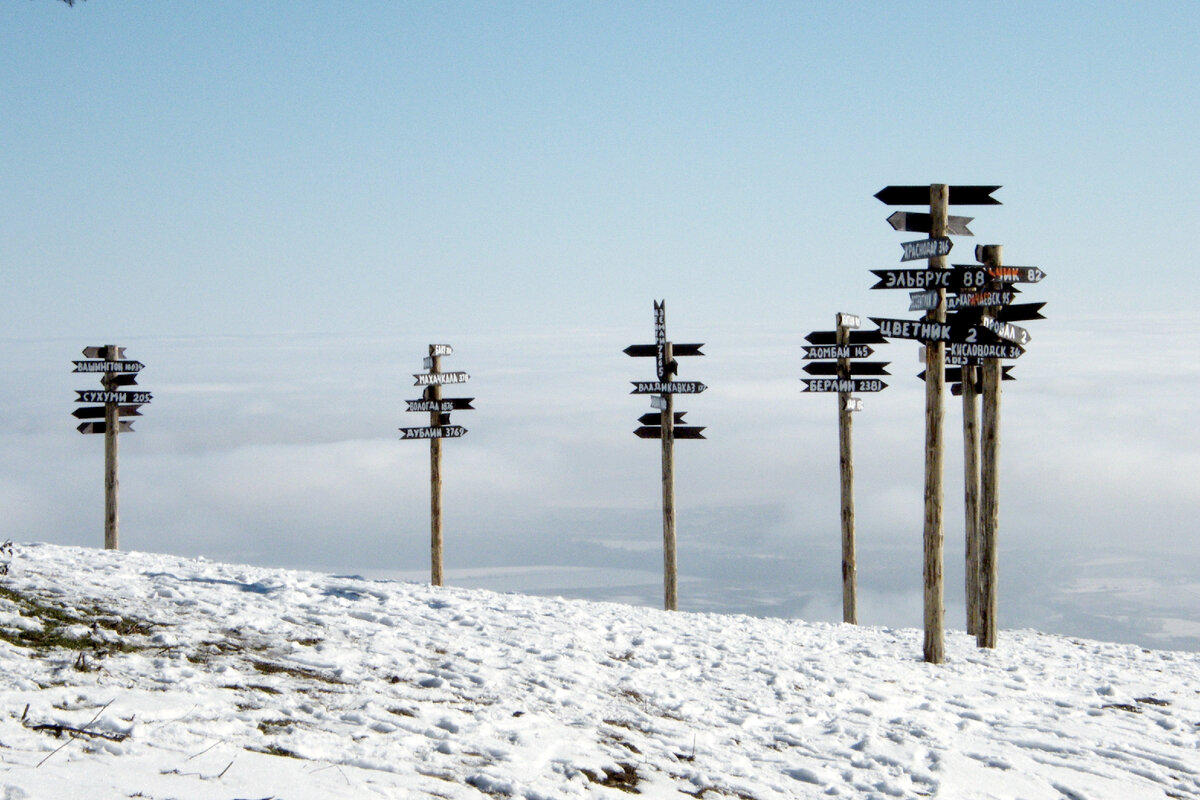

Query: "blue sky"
<box><xmin>3</xmin><ymin>2</ymin><xmax>1200</xmax><ymax>649</ymax></box>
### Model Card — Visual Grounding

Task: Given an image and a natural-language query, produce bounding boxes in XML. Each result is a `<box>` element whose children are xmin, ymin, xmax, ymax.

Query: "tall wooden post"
<box><xmin>962</xmin><ymin>366</ymin><xmax>981</xmax><ymax>635</ymax></box>
<box><xmin>977</xmin><ymin>244</ymin><xmax>1003</xmax><ymax>648</ymax></box>
<box><xmin>836</xmin><ymin>316</ymin><xmax>857</xmax><ymax>624</ymax></box>
<box><xmin>660</xmin><ymin>341</ymin><xmax>678</xmax><ymax>611</ymax></box>
<box><xmin>428</xmin><ymin>347</ymin><xmax>444</xmax><ymax>587</ymax></box>
<box><xmin>922</xmin><ymin>184</ymin><xmax>948</xmax><ymax>664</ymax></box>
<box><xmin>102</xmin><ymin>344</ymin><xmax>120</xmax><ymax>550</ymax></box>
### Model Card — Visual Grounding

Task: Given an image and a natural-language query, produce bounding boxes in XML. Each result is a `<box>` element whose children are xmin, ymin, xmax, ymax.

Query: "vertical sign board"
<box><xmin>73</xmin><ymin>346</ymin><xmax>150</xmax><ymax>550</ymax></box>
<box><xmin>626</xmin><ymin>301</ymin><xmax>706</xmax><ymax>611</ymax></box>
<box><xmin>802</xmin><ymin>315</ymin><xmax>889</xmax><ymax>625</ymax></box>
<box><xmin>401</xmin><ymin>344</ymin><xmax>474</xmax><ymax>586</ymax></box>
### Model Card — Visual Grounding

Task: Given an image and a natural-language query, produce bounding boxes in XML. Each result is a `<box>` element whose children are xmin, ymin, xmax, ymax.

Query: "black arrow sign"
<box><xmin>802</xmin><ymin>361</ymin><xmax>890</xmax><ymax>376</ymax></box>
<box><xmin>75</xmin><ymin>390</ymin><xmax>153</xmax><ymax>404</ymax></box>
<box><xmin>802</xmin><ymin>344</ymin><xmax>874</xmax><ymax>360</ymax></box>
<box><xmin>872</xmin><ymin>267</ymin><xmax>991</xmax><ymax>291</ymax></box>
<box><xmin>802</xmin><ymin>378</ymin><xmax>888</xmax><ymax>393</ymax></box>
<box><xmin>72</xmin><ymin>405</ymin><xmax>143</xmax><ymax>420</ymax></box>
<box><xmin>624</xmin><ymin>343</ymin><xmax>704</xmax><ymax>357</ymax></box>
<box><xmin>870</xmin><ymin>317</ymin><xmax>989</xmax><ymax>344</ymax></box>
<box><xmin>950</xmin><ymin>302</ymin><xmax>1046</xmax><ymax>324</ymax></box>
<box><xmin>399</xmin><ymin>426</ymin><xmax>468</xmax><ymax>440</ymax></box>
<box><xmin>405</xmin><ymin>398</ymin><xmax>475</xmax><ymax>412</ymax></box>
<box><xmin>919</xmin><ymin>366</ymin><xmax>1015</xmax><ymax>383</ymax></box>
<box><xmin>630</xmin><ymin>381</ymin><xmax>707</xmax><ymax>394</ymax></box>
<box><xmin>978</xmin><ymin>317</ymin><xmax>1032</xmax><ymax>346</ymax></box>
<box><xmin>634</xmin><ymin>425</ymin><xmax>706</xmax><ymax>440</ymax></box>
<box><xmin>875</xmin><ymin>185</ymin><xmax>1001</xmax><ymax>206</ymax></box>
<box><xmin>77</xmin><ymin>421</ymin><xmax>134</xmax><ymax>435</ymax></box>
<box><xmin>889</xmin><ymin>212</ymin><xmax>973</xmax><ymax>236</ymax></box>
<box><xmin>804</xmin><ymin>330</ymin><xmax>887</xmax><ymax>346</ymax></box>
<box><xmin>638</xmin><ymin>412</ymin><xmax>686</xmax><ymax>426</ymax></box>
<box><xmin>947</xmin><ymin>341</ymin><xmax>1025</xmax><ymax>361</ymax></box>
<box><xmin>73</xmin><ymin>360</ymin><xmax>145</xmax><ymax>374</ymax></box>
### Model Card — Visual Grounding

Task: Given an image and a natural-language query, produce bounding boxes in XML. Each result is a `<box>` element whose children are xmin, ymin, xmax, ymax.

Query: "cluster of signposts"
<box><xmin>72</xmin><ymin>345</ymin><xmax>150</xmax><ymax>551</ymax></box>
<box><xmin>400</xmin><ymin>344</ymin><xmax>474</xmax><ymax>586</ymax></box>
<box><xmin>66</xmin><ymin>187</ymin><xmax>1045</xmax><ymax>666</ymax></box>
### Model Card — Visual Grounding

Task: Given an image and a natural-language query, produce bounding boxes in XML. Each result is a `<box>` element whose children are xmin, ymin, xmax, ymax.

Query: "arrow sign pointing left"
<box><xmin>77</xmin><ymin>421</ymin><xmax>134</xmax><ymax>435</ymax></box>
<box><xmin>875</xmin><ymin>185</ymin><xmax>1001</xmax><ymax>206</ymax></box>
<box><xmin>72</xmin><ymin>405</ymin><xmax>143</xmax><ymax>420</ymax></box>
<box><xmin>399</xmin><ymin>426</ymin><xmax>467</xmax><ymax>440</ymax></box>
<box><xmin>73</xmin><ymin>360</ymin><xmax>145</xmax><ymax>373</ymax></box>
<box><xmin>889</xmin><ymin>212</ymin><xmax>973</xmax><ymax>236</ymax></box>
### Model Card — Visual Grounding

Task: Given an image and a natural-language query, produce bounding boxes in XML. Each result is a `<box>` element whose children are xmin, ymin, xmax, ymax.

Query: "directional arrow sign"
<box><xmin>405</xmin><ymin>398</ymin><xmax>475</xmax><ymax>412</ymax></box>
<box><xmin>624</xmin><ymin>343</ymin><xmax>704</xmax><ymax>357</ymax></box>
<box><xmin>414</xmin><ymin>372</ymin><xmax>469</xmax><ymax>386</ymax></box>
<box><xmin>82</xmin><ymin>346</ymin><xmax>127</xmax><ymax>359</ymax></box>
<box><xmin>919</xmin><ymin>366</ymin><xmax>1014</xmax><ymax>383</ymax></box>
<box><xmin>890</xmin><ymin>212</ymin><xmax>973</xmax><ymax>236</ymax></box>
<box><xmin>802</xmin><ymin>378</ymin><xmax>887</xmax><ymax>393</ymax></box>
<box><xmin>635</xmin><ymin>426</ymin><xmax>706</xmax><ymax>440</ymax></box>
<box><xmin>875</xmin><ymin>185</ymin><xmax>1001</xmax><ymax>206</ymax></box>
<box><xmin>870</xmin><ymin>317</ymin><xmax>977</xmax><ymax>343</ymax></box>
<box><xmin>630</xmin><ymin>381</ymin><xmax>707</xmax><ymax>394</ymax></box>
<box><xmin>73</xmin><ymin>360</ymin><xmax>145</xmax><ymax>373</ymax></box>
<box><xmin>950</xmin><ymin>302</ymin><xmax>1046</xmax><ymax>324</ymax></box>
<box><xmin>899</xmin><ymin>237</ymin><xmax>955</xmax><ymax>262</ymax></box>
<box><xmin>429</xmin><ymin>344</ymin><xmax>453</xmax><ymax>357</ymax></box>
<box><xmin>804</xmin><ymin>330</ymin><xmax>887</xmax><ymax>345</ymax></box>
<box><xmin>802</xmin><ymin>361</ymin><xmax>890</xmax><ymax>376</ymax></box>
<box><xmin>978</xmin><ymin>317</ymin><xmax>1032</xmax><ymax>346</ymax></box>
<box><xmin>72</xmin><ymin>404</ymin><xmax>143</xmax><ymax>420</ymax></box>
<box><xmin>77</xmin><ymin>421</ymin><xmax>134</xmax><ymax>435</ymax></box>
<box><xmin>639</xmin><ymin>412</ymin><xmax>687</xmax><ymax>425</ymax></box>
<box><xmin>987</xmin><ymin>266</ymin><xmax>1046</xmax><ymax>284</ymax></box>
<box><xmin>910</xmin><ymin>289</ymin><xmax>1018</xmax><ymax>312</ymax></box>
<box><xmin>399</xmin><ymin>425</ymin><xmax>467</xmax><ymax>440</ymax></box>
<box><xmin>947</xmin><ymin>341</ymin><xmax>1024</xmax><ymax>360</ymax></box>
<box><xmin>802</xmin><ymin>344</ymin><xmax>874</xmax><ymax>360</ymax></box>
<box><xmin>105</xmin><ymin>373</ymin><xmax>140</xmax><ymax>387</ymax></box>
<box><xmin>75</xmin><ymin>390</ymin><xmax>153</xmax><ymax>404</ymax></box>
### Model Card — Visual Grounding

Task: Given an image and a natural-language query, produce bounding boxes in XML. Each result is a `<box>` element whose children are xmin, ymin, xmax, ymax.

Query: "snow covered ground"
<box><xmin>1</xmin><ymin>543</ymin><xmax>1197</xmax><ymax>799</ymax></box>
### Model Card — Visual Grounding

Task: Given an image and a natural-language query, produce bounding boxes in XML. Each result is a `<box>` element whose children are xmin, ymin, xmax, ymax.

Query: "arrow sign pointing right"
<box><xmin>635</xmin><ymin>425</ymin><xmax>706</xmax><ymax>440</ymax></box>
<box><xmin>802</xmin><ymin>361</ymin><xmax>890</xmax><ymax>376</ymax></box>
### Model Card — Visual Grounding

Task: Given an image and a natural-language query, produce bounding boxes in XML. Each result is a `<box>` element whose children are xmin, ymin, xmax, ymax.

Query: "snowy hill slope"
<box><xmin>0</xmin><ymin>544</ymin><xmax>1197</xmax><ymax>799</ymax></box>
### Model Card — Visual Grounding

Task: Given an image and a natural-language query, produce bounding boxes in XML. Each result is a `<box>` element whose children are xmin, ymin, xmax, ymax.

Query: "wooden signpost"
<box><xmin>626</xmin><ymin>300</ymin><xmax>706</xmax><ymax>611</ymax></box>
<box><xmin>401</xmin><ymin>344</ymin><xmax>474</xmax><ymax>586</ymax></box>
<box><xmin>802</xmin><ymin>313</ymin><xmax>889</xmax><ymax>624</ymax></box>
<box><xmin>873</xmin><ymin>183</ymin><xmax>1003</xmax><ymax>663</ymax></box>
<box><xmin>73</xmin><ymin>345</ymin><xmax>149</xmax><ymax>550</ymax></box>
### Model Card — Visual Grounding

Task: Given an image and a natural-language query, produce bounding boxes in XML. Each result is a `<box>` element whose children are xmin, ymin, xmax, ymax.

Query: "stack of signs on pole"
<box><xmin>72</xmin><ymin>346</ymin><xmax>150</xmax><ymax>435</ymax></box>
<box><xmin>801</xmin><ymin>315</ymin><xmax>889</xmax><ymax>400</ymax></box>
<box><xmin>625</xmin><ymin>300</ymin><xmax>707</xmax><ymax>439</ymax></box>
<box><xmin>401</xmin><ymin>344</ymin><xmax>473</xmax><ymax>439</ymax></box>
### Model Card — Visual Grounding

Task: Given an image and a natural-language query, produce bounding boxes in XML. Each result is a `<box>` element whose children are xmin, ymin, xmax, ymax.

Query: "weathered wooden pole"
<box><xmin>660</xmin><ymin>341</ymin><xmax>678</xmax><ymax>612</ymax></box>
<box><xmin>836</xmin><ymin>314</ymin><xmax>857</xmax><ymax>624</ymax></box>
<box><xmin>428</xmin><ymin>346</ymin><xmax>444</xmax><ymax>587</ymax></box>
<box><xmin>102</xmin><ymin>344</ymin><xmax>120</xmax><ymax>550</ymax></box>
<box><xmin>962</xmin><ymin>364</ymin><xmax>981</xmax><ymax>635</ymax></box>
<box><xmin>977</xmin><ymin>244</ymin><xmax>1003</xmax><ymax>648</ymax></box>
<box><xmin>923</xmin><ymin>184</ymin><xmax>948</xmax><ymax>664</ymax></box>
